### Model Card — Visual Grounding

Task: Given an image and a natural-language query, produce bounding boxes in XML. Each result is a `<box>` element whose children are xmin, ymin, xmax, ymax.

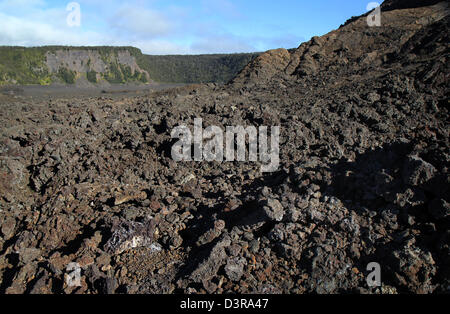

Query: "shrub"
<box><xmin>87</xmin><ymin>70</ymin><xmax>97</xmax><ymax>83</ymax></box>
<box><xmin>58</xmin><ymin>67</ymin><xmax>76</xmax><ymax>84</ymax></box>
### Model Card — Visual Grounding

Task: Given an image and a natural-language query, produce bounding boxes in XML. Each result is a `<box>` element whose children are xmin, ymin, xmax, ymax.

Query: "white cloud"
<box><xmin>0</xmin><ymin>1</ymin><xmax>176</xmax><ymax>49</ymax></box>
<box><xmin>0</xmin><ymin>0</ymin><xmax>302</xmax><ymax>54</ymax></box>
<box><xmin>190</xmin><ymin>35</ymin><xmax>256</xmax><ymax>54</ymax></box>
<box><xmin>133</xmin><ymin>40</ymin><xmax>191</xmax><ymax>55</ymax></box>
<box><xmin>109</xmin><ymin>5</ymin><xmax>173</xmax><ymax>39</ymax></box>
<box><xmin>0</xmin><ymin>11</ymin><xmax>108</xmax><ymax>46</ymax></box>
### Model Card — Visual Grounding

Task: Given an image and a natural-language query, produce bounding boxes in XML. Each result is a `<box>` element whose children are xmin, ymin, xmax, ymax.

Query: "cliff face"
<box><xmin>143</xmin><ymin>53</ymin><xmax>261</xmax><ymax>84</ymax></box>
<box><xmin>0</xmin><ymin>46</ymin><xmax>261</xmax><ymax>86</ymax></box>
<box><xmin>45</xmin><ymin>48</ymin><xmax>150</xmax><ymax>85</ymax></box>
<box><xmin>0</xmin><ymin>47</ymin><xmax>150</xmax><ymax>85</ymax></box>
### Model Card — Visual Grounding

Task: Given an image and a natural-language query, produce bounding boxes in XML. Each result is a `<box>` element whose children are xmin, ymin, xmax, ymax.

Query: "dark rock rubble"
<box><xmin>0</xmin><ymin>0</ymin><xmax>448</xmax><ymax>294</ymax></box>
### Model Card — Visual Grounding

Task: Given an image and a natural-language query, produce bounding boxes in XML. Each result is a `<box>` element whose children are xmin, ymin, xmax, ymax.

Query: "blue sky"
<box><xmin>0</xmin><ymin>0</ymin><xmax>376</xmax><ymax>54</ymax></box>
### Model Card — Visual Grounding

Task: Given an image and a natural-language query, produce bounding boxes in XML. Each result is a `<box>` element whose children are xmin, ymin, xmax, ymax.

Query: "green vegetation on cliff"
<box><xmin>0</xmin><ymin>46</ymin><xmax>149</xmax><ymax>85</ymax></box>
<box><xmin>0</xmin><ymin>46</ymin><xmax>49</xmax><ymax>85</ymax></box>
<box><xmin>58</xmin><ymin>67</ymin><xmax>76</xmax><ymax>84</ymax></box>
<box><xmin>87</xmin><ymin>70</ymin><xmax>97</xmax><ymax>83</ymax></box>
<box><xmin>0</xmin><ymin>46</ymin><xmax>260</xmax><ymax>85</ymax></box>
